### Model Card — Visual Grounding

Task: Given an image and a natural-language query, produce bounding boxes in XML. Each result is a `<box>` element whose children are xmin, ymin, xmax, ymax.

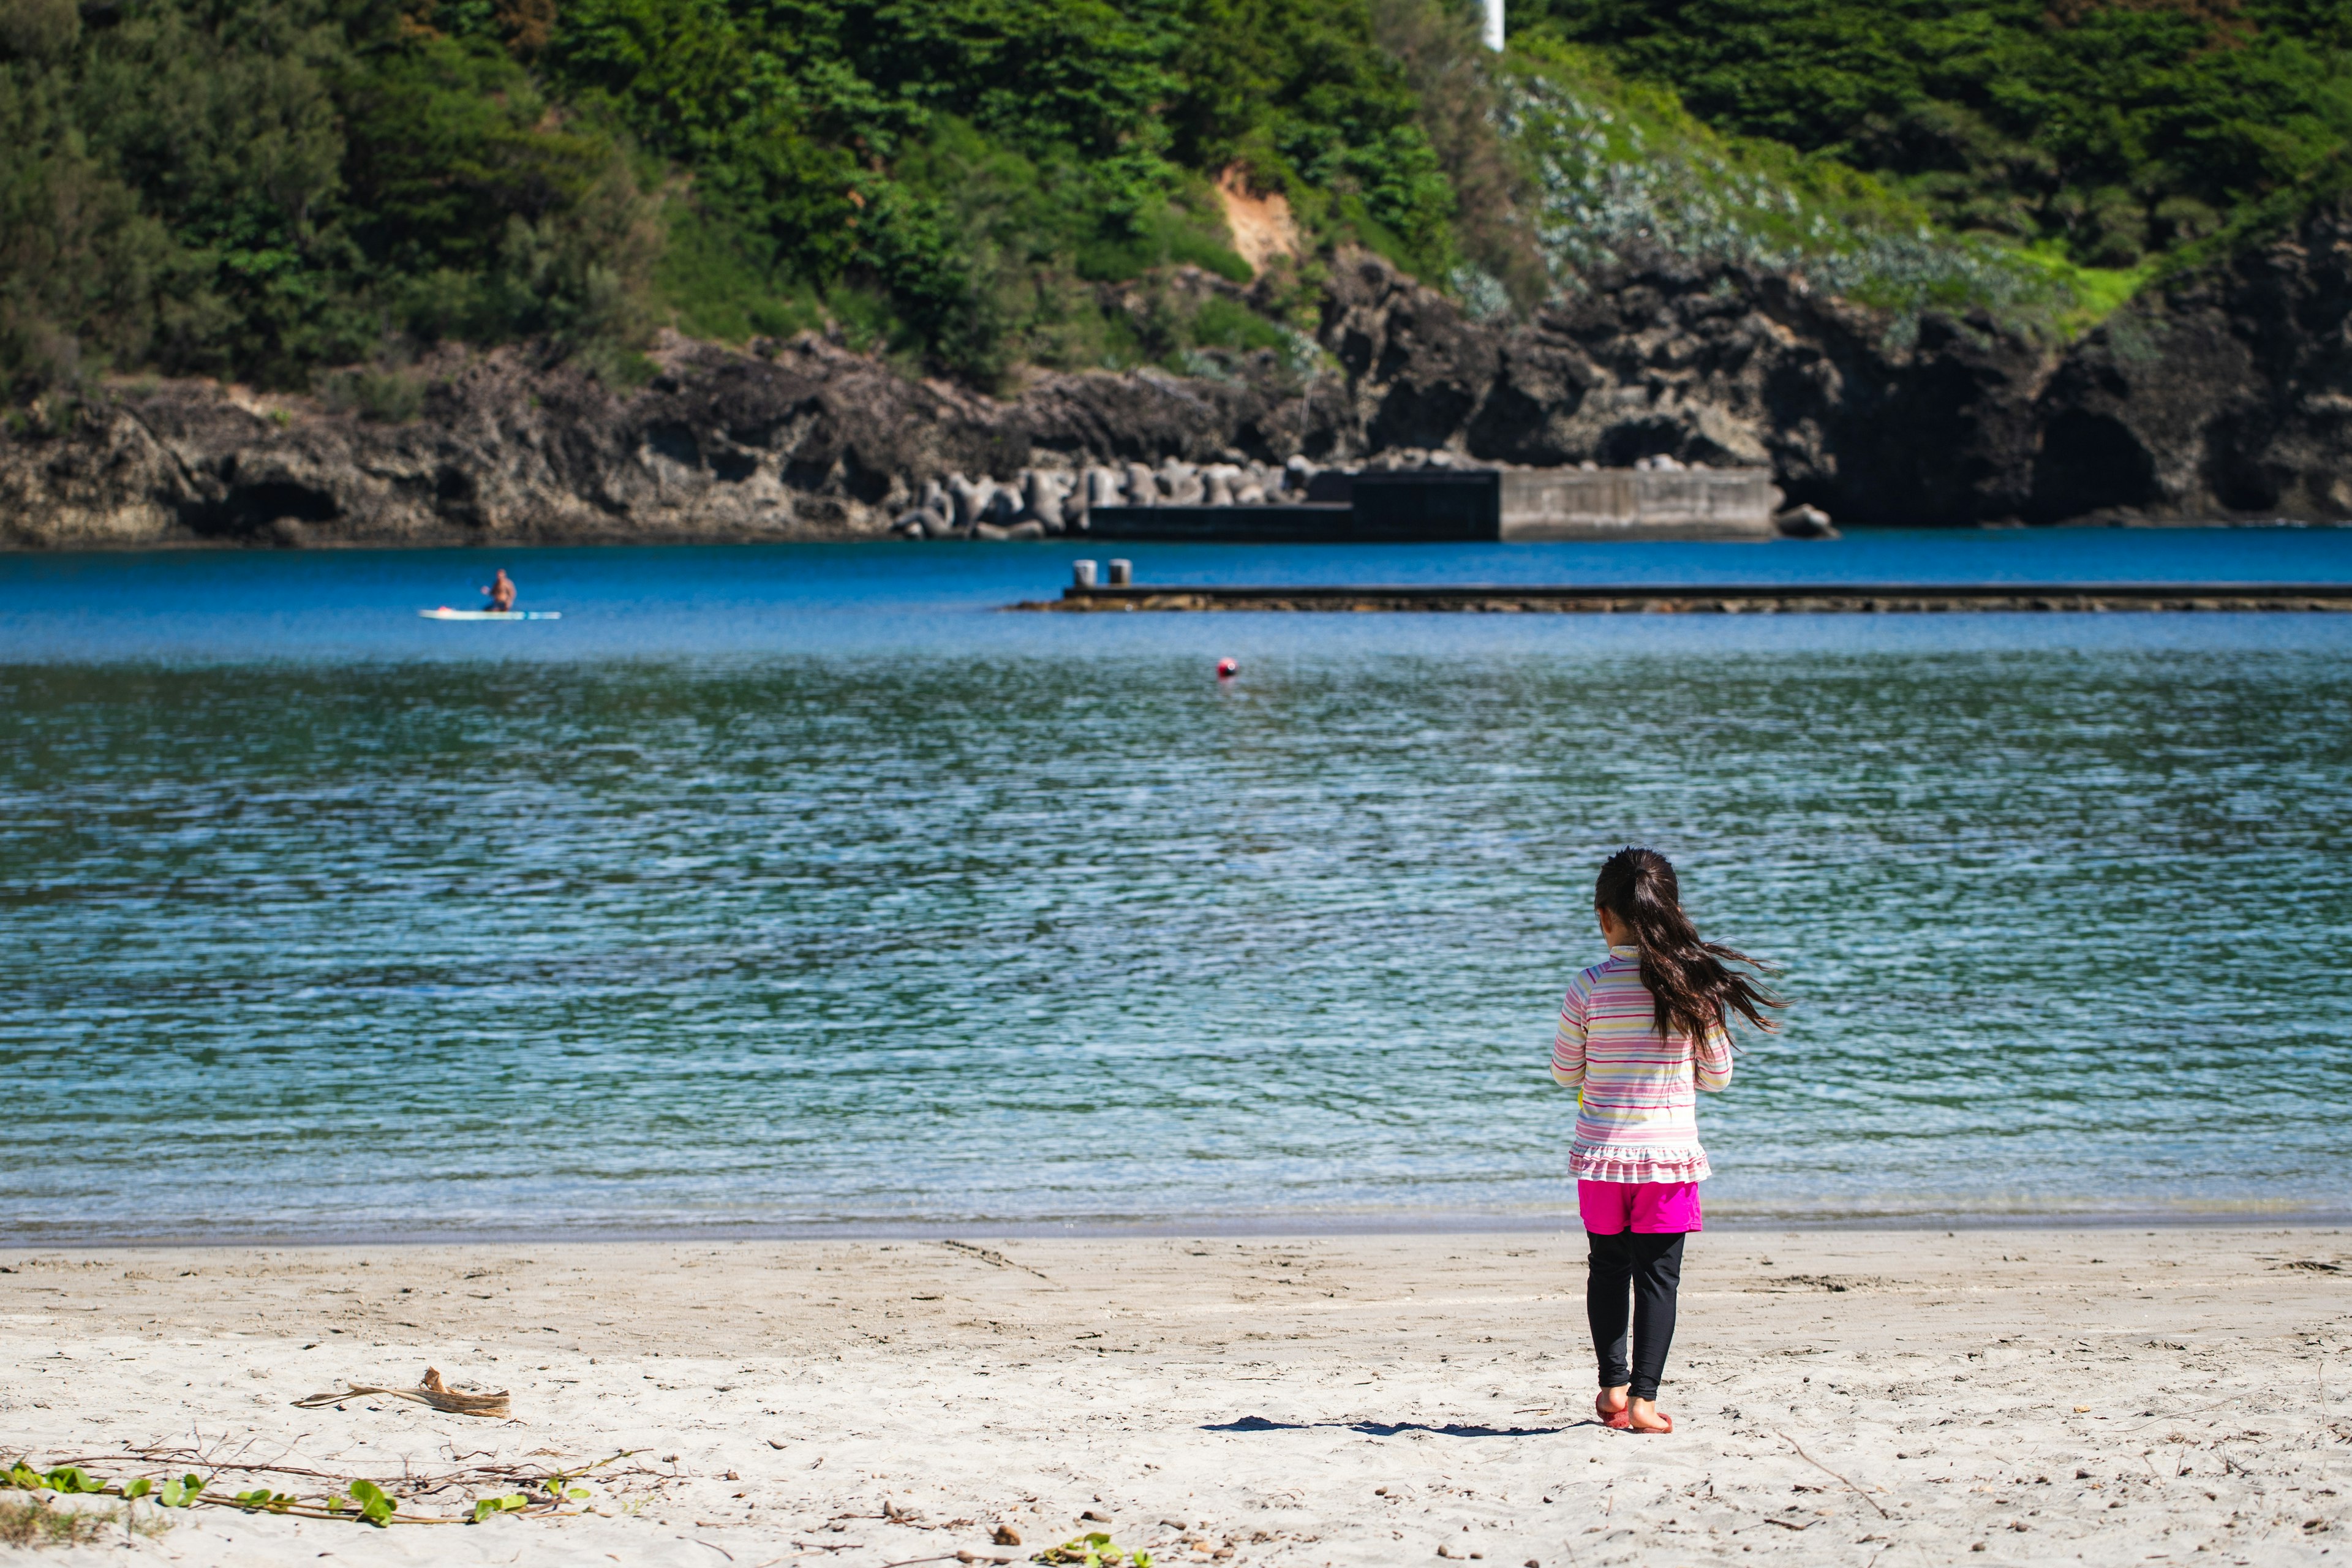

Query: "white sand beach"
<box><xmin>4</xmin><ymin>1226</ymin><xmax>2348</xmax><ymax>1566</ymax></box>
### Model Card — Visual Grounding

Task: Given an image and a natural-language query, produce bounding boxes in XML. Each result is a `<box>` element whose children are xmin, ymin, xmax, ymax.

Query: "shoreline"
<box><xmin>4</xmin><ymin>1226</ymin><xmax>2344</xmax><ymax>1566</ymax></box>
<box><xmin>0</xmin><ymin>514</ymin><xmax>2342</xmax><ymax>557</ymax></box>
<box><xmin>10</xmin><ymin>1201</ymin><xmax>2351</xmax><ymax>1250</ymax></box>
<box><xmin>0</xmin><ymin>518</ymin><xmax>2347</xmax><ymax>562</ymax></box>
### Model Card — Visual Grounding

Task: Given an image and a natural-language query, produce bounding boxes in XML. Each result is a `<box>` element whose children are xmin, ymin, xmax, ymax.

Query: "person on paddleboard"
<box><xmin>483</xmin><ymin>568</ymin><xmax>517</xmax><ymax>614</ymax></box>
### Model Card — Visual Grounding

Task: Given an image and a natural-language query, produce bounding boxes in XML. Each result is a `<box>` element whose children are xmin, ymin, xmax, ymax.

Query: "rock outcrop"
<box><xmin>1316</xmin><ymin>198</ymin><xmax>2352</xmax><ymax>526</ymax></box>
<box><xmin>0</xmin><ymin>335</ymin><xmax>1346</xmax><ymax>550</ymax></box>
<box><xmin>1319</xmin><ymin>249</ymin><xmax>2047</xmax><ymax>526</ymax></box>
<box><xmin>4</xmin><ymin>205</ymin><xmax>2346</xmax><ymax>549</ymax></box>
<box><xmin>2025</xmin><ymin>198</ymin><xmax>2352</xmax><ymax>523</ymax></box>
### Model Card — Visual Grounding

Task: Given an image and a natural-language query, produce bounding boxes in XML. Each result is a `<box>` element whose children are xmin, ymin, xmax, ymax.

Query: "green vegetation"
<box><xmin>0</xmin><ymin>1494</ymin><xmax>146</xmax><ymax>1548</ymax></box>
<box><xmin>1034</xmin><ymin>1533</ymin><xmax>1153</xmax><ymax>1567</ymax></box>
<box><xmin>3</xmin><ymin>1452</ymin><xmax>614</xmax><ymax>1531</ymax></box>
<box><xmin>1521</xmin><ymin>0</ymin><xmax>2352</xmax><ymax>270</ymax></box>
<box><xmin>3</xmin><ymin>0</ymin><xmax>2345</xmax><ymax>398</ymax></box>
<box><xmin>1</xmin><ymin>0</ymin><xmax>1487</xmax><ymax>392</ymax></box>
<box><xmin>0</xmin><ymin>1463</ymin><xmax>175</xmax><ymax>1548</ymax></box>
<box><xmin>1499</xmin><ymin>38</ymin><xmax>2153</xmax><ymax>341</ymax></box>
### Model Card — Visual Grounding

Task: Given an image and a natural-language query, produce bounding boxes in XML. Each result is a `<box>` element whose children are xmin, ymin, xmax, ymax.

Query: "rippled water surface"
<box><xmin>4</xmin><ymin>532</ymin><xmax>2350</xmax><ymax>1238</ymax></box>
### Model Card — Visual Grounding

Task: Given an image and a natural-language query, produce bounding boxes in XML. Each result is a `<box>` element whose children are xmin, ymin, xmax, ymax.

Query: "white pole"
<box><xmin>1483</xmin><ymin>0</ymin><xmax>1504</xmax><ymax>51</ymax></box>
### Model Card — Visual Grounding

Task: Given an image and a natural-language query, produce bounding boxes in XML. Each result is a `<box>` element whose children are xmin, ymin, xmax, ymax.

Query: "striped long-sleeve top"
<box><xmin>1550</xmin><ymin>944</ymin><xmax>1734</xmax><ymax>1183</ymax></box>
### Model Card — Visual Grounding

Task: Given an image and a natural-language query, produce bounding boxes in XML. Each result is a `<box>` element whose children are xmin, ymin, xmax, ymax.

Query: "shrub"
<box><xmin>1528</xmin><ymin>0</ymin><xmax>2352</xmax><ymax>271</ymax></box>
<box><xmin>0</xmin><ymin>1495</ymin><xmax>142</xmax><ymax>1548</ymax></box>
<box><xmin>1498</xmin><ymin>40</ymin><xmax>2146</xmax><ymax>342</ymax></box>
<box><xmin>317</xmin><ymin>368</ymin><xmax>427</xmax><ymax>423</ymax></box>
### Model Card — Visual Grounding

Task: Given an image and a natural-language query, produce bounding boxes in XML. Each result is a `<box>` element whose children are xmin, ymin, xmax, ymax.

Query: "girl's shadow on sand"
<box><xmin>1204</xmin><ymin>1415</ymin><xmax>1578</xmax><ymax>1439</ymax></box>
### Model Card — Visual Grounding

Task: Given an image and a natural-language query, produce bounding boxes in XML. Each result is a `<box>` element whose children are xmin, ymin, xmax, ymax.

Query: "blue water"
<box><xmin>4</xmin><ymin>528</ymin><xmax>2350</xmax><ymax>1240</ymax></box>
<box><xmin>10</xmin><ymin>524</ymin><xmax>2352</xmax><ymax>663</ymax></box>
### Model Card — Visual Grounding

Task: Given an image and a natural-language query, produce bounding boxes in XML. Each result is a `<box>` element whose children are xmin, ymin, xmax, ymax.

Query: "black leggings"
<box><xmin>1586</xmin><ymin>1230</ymin><xmax>1686</xmax><ymax>1401</ymax></box>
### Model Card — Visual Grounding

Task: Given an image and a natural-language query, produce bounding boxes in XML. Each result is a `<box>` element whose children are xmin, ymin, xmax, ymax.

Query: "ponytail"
<box><xmin>1594</xmin><ymin>847</ymin><xmax>1782</xmax><ymax>1041</ymax></box>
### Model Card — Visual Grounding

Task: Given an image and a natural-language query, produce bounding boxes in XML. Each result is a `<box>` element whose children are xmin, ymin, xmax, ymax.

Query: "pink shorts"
<box><xmin>1578</xmin><ymin>1179</ymin><xmax>1704</xmax><ymax>1235</ymax></box>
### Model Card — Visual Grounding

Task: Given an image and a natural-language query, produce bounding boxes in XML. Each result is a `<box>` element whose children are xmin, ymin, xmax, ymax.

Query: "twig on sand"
<box><xmin>2126</xmin><ymin>1401</ymin><xmax>2248</xmax><ymax>1438</ymax></box>
<box><xmin>293</xmin><ymin>1368</ymin><xmax>511</xmax><ymax>1419</ymax></box>
<box><xmin>881</xmin><ymin>1555</ymin><xmax>1015</xmax><ymax>1567</ymax></box>
<box><xmin>1774</xmin><ymin>1430</ymin><xmax>1890</xmax><ymax>1520</ymax></box>
<box><xmin>940</xmin><ymin>1240</ymin><xmax>1053</xmax><ymax>1282</ymax></box>
<box><xmin>64</xmin><ymin>1450</ymin><xmax>351</xmax><ymax>1487</ymax></box>
<box><xmin>48</xmin><ymin>1443</ymin><xmax>650</xmax><ymax>1511</ymax></box>
<box><xmin>691</xmin><ymin>1540</ymin><xmax>735</xmax><ymax>1561</ymax></box>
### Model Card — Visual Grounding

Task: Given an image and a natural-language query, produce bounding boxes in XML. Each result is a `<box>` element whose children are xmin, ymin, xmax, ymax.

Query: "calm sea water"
<box><xmin>4</xmin><ymin>529</ymin><xmax>2351</xmax><ymax>1240</ymax></box>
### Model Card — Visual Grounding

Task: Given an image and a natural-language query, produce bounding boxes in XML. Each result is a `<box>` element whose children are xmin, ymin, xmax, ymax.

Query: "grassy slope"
<box><xmin>1519</xmin><ymin>0</ymin><xmax>2352</xmax><ymax>270</ymax></box>
<box><xmin>1501</xmin><ymin>39</ymin><xmax>2150</xmax><ymax>344</ymax></box>
<box><xmin>6</xmin><ymin>0</ymin><xmax>2344</xmax><ymax>402</ymax></box>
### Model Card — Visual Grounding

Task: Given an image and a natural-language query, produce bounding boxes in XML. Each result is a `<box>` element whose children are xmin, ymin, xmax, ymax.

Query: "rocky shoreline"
<box><xmin>5</xmin><ymin>198</ymin><xmax>2348</xmax><ymax>551</ymax></box>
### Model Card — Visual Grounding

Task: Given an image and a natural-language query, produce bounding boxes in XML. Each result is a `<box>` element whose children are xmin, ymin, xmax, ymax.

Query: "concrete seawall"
<box><xmin>1494</xmin><ymin>468</ymin><xmax>1781</xmax><ymax>541</ymax></box>
<box><xmin>1085</xmin><ymin>466</ymin><xmax>1785</xmax><ymax>543</ymax></box>
<box><xmin>1016</xmin><ymin>582</ymin><xmax>2352</xmax><ymax>613</ymax></box>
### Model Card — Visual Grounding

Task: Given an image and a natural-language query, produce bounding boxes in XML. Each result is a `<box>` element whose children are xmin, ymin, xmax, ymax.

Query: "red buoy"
<box><xmin>1216</xmin><ymin>657</ymin><xmax>1238</xmax><ymax>679</ymax></box>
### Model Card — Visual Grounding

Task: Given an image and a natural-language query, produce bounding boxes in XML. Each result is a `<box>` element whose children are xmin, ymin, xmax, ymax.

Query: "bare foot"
<box><xmin>1627</xmin><ymin>1396</ymin><xmax>1673</xmax><ymax>1433</ymax></box>
<box><xmin>1596</xmin><ymin>1384</ymin><xmax>1629</xmax><ymax>1427</ymax></box>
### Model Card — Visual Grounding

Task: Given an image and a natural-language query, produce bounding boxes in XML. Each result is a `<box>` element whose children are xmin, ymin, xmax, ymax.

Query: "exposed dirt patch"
<box><xmin>1216</xmin><ymin>167</ymin><xmax>1299</xmax><ymax>276</ymax></box>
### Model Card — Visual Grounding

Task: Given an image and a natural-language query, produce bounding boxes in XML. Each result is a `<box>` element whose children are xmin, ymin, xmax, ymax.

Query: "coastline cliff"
<box><xmin>7</xmin><ymin>207</ymin><xmax>2348</xmax><ymax>551</ymax></box>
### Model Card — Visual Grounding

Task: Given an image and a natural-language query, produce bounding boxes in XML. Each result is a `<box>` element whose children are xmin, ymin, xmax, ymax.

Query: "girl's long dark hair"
<box><xmin>1595</xmin><ymin>847</ymin><xmax>1782</xmax><ymax>1042</ymax></box>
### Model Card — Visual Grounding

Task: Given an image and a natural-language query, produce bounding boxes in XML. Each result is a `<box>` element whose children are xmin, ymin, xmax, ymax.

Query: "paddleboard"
<box><xmin>420</xmin><ymin>608</ymin><xmax>562</xmax><ymax>620</ymax></box>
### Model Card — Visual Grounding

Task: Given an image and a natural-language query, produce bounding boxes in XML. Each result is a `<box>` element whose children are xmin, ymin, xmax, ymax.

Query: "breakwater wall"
<box><xmin>1016</xmin><ymin>581</ymin><xmax>2352</xmax><ymax>613</ymax></box>
<box><xmin>1490</xmin><ymin>467</ymin><xmax>1784</xmax><ymax>541</ymax></box>
<box><xmin>914</xmin><ymin>456</ymin><xmax>1794</xmax><ymax>544</ymax></box>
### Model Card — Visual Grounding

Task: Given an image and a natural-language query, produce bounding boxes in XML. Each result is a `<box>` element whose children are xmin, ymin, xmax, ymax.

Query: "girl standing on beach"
<box><xmin>1551</xmin><ymin>848</ymin><xmax>1779</xmax><ymax>1434</ymax></box>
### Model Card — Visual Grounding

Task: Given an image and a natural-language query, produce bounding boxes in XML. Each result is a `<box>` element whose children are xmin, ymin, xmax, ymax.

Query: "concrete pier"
<box><xmin>1014</xmin><ymin>581</ymin><xmax>2352</xmax><ymax>613</ymax></box>
<box><xmin>1082</xmin><ymin>466</ymin><xmax>1784</xmax><ymax>543</ymax></box>
<box><xmin>1349</xmin><ymin>467</ymin><xmax>1782</xmax><ymax>541</ymax></box>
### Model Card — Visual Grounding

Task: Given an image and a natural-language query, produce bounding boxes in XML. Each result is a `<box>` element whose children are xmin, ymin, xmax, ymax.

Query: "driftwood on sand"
<box><xmin>293</xmin><ymin>1366</ymin><xmax>510</xmax><ymax>1419</ymax></box>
